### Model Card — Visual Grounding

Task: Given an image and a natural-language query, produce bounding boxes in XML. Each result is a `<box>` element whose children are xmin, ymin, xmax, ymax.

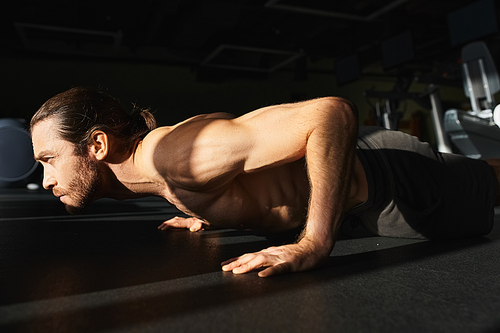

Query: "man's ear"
<box><xmin>89</xmin><ymin>131</ymin><xmax>109</xmax><ymax>161</ymax></box>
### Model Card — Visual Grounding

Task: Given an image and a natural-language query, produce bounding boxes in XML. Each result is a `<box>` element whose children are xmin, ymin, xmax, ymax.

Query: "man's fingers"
<box><xmin>222</xmin><ymin>253</ymin><xmax>273</xmax><ymax>274</ymax></box>
<box><xmin>220</xmin><ymin>257</ymin><xmax>238</xmax><ymax>267</ymax></box>
<box><xmin>233</xmin><ymin>255</ymin><xmax>268</xmax><ymax>274</ymax></box>
<box><xmin>158</xmin><ymin>217</ymin><xmax>204</xmax><ymax>232</ymax></box>
<box><xmin>158</xmin><ymin>217</ymin><xmax>184</xmax><ymax>230</ymax></box>
<box><xmin>188</xmin><ymin>220</ymin><xmax>204</xmax><ymax>232</ymax></box>
<box><xmin>221</xmin><ymin>254</ymin><xmax>253</xmax><ymax>272</ymax></box>
<box><xmin>221</xmin><ymin>242</ymin><xmax>321</xmax><ymax>277</ymax></box>
<box><xmin>222</xmin><ymin>254</ymin><xmax>256</xmax><ymax>271</ymax></box>
<box><xmin>222</xmin><ymin>254</ymin><xmax>292</xmax><ymax>277</ymax></box>
<box><xmin>258</xmin><ymin>262</ymin><xmax>291</xmax><ymax>278</ymax></box>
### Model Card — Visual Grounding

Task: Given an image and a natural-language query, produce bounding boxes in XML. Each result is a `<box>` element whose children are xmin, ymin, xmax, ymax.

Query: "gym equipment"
<box><xmin>444</xmin><ymin>41</ymin><xmax>500</xmax><ymax>159</ymax></box>
<box><xmin>0</xmin><ymin>118</ymin><xmax>40</xmax><ymax>188</ymax></box>
<box><xmin>364</xmin><ymin>78</ymin><xmax>453</xmax><ymax>154</ymax></box>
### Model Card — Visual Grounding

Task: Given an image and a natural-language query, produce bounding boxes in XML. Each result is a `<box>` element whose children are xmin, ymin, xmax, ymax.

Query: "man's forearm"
<box><xmin>299</xmin><ymin>98</ymin><xmax>359</xmax><ymax>252</ymax></box>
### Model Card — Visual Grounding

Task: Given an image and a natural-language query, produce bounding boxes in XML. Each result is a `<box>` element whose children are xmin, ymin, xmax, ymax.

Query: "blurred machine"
<box><xmin>444</xmin><ymin>41</ymin><xmax>500</xmax><ymax>159</ymax></box>
<box><xmin>0</xmin><ymin>118</ymin><xmax>40</xmax><ymax>188</ymax></box>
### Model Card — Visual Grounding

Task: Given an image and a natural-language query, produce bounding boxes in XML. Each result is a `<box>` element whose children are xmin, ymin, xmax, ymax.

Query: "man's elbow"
<box><xmin>321</xmin><ymin>97</ymin><xmax>359</xmax><ymax>127</ymax></box>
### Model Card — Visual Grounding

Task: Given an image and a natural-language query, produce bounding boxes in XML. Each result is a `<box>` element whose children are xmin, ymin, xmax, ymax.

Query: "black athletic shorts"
<box><xmin>346</xmin><ymin>126</ymin><xmax>496</xmax><ymax>240</ymax></box>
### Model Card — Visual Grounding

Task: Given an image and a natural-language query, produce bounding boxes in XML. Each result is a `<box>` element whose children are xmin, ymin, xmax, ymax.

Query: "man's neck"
<box><xmin>100</xmin><ymin>140</ymin><xmax>164</xmax><ymax>200</ymax></box>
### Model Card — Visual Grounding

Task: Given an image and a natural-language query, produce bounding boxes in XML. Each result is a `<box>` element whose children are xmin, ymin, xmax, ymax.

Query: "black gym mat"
<box><xmin>0</xmin><ymin>189</ymin><xmax>499</xmax><ymax>332</ymax></box>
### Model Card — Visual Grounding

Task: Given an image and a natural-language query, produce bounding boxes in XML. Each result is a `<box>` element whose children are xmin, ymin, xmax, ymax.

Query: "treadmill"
<box><xmin>444</xmin><ymin>41</ymin><xmax>500</xmax><ymax>160</ymax></box>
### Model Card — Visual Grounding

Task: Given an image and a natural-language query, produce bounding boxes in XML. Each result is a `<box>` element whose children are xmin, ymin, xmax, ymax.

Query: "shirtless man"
<box><xmin>30</xmin><ymin>87</ymin><xmax>499</xmax><ymax>277</ymax></box>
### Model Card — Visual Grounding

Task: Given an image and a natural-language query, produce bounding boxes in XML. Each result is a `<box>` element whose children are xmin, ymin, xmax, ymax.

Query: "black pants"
<box><xmin>347</xmin><ymin>127</ymin><xmax>496</xmax><ymax>240</ymax></box>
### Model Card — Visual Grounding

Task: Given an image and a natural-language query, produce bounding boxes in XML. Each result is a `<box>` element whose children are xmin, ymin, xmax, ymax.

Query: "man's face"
<box><xmin>32</xmin><ymin>118</ymin><xmax>101</xmax><ymax>214</ymax></box>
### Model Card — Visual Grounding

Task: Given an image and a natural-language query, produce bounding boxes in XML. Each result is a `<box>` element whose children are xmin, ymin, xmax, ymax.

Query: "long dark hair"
<box><xmin>30</xmin><ymin>87</ymin><xmax>157</xmax><ymax>155</ymax></box>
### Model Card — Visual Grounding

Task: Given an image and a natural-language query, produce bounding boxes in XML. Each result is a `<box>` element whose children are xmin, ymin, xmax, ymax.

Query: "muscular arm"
<box><xmin>221</xmin><ymin>97</ymin><xmax>359</xmax><ymax>276</ymax></box>
<box><xmin>301</xmin><ymin>98</ymin><xmax>358</xmax><ymax>256</ymax></box>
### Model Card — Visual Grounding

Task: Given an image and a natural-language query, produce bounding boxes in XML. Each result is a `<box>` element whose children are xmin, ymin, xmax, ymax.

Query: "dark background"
<box><xmin>3</xmin><ymin>0</ymin><xmax>500</xmax><ymax>143</ymax></box>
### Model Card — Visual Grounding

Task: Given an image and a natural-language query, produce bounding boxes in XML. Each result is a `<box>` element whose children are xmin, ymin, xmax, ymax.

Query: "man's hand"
<box><xmin>158</xmin><ymin>216</ymin><xmax>210</xmax><ymax>232</ymax></box>
<box><xmin>221</xmin><ymin>237</ymin><xmax>333</xmax><ymax>277</ymax></box>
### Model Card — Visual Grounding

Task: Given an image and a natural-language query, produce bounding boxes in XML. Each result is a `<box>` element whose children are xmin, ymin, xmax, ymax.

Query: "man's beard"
<box><xmin>64</xmin><ymin>156</ymin><xmax>101</xmax><ymax>215</ymax></box>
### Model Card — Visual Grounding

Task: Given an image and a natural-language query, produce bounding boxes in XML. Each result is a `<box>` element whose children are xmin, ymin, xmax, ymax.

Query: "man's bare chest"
<box><xmin>164</xmin><ymin>161</ymin><xmax>310</xmax><ymax>231</ymax></box>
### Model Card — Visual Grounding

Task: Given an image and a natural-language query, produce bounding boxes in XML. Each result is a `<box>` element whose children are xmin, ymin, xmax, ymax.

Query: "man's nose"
<box><xmin>42</xmin><ymin>171</ymin><xmax>57</xmax><ymax>190</ymax></box>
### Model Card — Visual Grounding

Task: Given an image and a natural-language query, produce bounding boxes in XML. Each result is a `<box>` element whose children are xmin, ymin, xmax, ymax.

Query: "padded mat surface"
<box><xmin>1</xmin><ymin>189</ymin><xmax>499</xmax><ymax>332</ymax></box>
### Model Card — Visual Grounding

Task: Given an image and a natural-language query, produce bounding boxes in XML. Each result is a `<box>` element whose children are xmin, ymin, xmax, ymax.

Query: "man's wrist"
<box><xmin>299</xmin><ymin>231</ymin><xmax>335</xmax><ymax>255</ymax></box>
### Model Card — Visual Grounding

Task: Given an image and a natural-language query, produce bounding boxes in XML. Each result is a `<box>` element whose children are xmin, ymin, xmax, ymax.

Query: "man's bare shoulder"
<box><xmin>143</xmin><ymin>112</ymin><xmax>236</xmax><ymax>147</ymax></box>
<box><xmin>137</xmin><ymin>112</ymin><xmax>240</xmax><ymax>188</ymax></box>
<box><xmin>173</xmin><ymin>112</ymin><xmax>236</xmax><ymax>128</ymax></box>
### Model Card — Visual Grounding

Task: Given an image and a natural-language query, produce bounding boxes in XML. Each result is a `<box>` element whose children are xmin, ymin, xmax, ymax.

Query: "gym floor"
<box><xmin>0</xmin><ymin>188</ymin><xmax>499</xmax><ymax>333</ymax></box>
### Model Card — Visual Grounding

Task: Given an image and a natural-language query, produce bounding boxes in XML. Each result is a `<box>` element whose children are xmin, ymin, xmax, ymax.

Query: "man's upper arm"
<box><xmin>157</xmin><ymin>97</ymin><xmax>357</xmax><ymax>189</ymax></box>
<box><xmin>234</xmin><ymin>97</ymin><xmax>358</xmax><ymax>173</ymax></box>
